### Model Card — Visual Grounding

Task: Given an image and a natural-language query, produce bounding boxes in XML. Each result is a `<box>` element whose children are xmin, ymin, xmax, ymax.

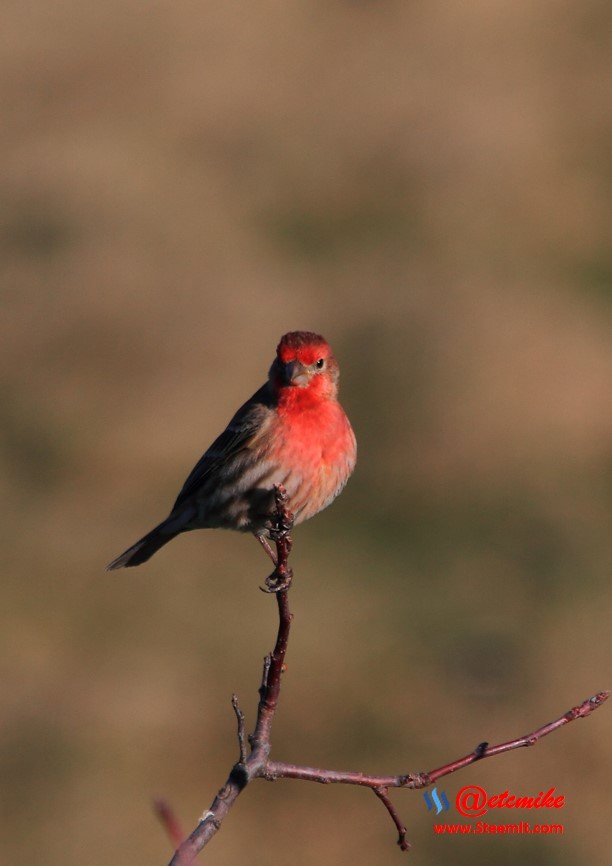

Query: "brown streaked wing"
<box><xmin>171</xmin><ymin>382</ymin><xmax>276</xmax><ymax>512</ymax></box>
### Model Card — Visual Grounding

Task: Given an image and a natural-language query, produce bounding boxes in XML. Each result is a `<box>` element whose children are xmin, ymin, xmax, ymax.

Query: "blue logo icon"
<box><xmin>423</xmin><ymin>788</ymin><xmax>450</xmax><ymax>814</ymax></box>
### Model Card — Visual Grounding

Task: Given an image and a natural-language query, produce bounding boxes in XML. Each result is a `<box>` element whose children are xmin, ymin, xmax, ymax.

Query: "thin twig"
<box><xmin>231</xmin><ymin>694</ymin><xmax>247</xmax><ymax>765</ymax></box>
<box><xmin>373</xmin><ymin>787</ymin><xmax>410</xmax><ymax>852</ymax></box>
<box><xmin>426</xmin><ymin>689</ymin><xmax>609</xmax><ymax>785</ymax></box>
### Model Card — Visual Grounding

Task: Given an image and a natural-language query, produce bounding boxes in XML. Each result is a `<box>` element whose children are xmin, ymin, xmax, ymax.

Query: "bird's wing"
<box><xmin>171</xmin><ymin>382</ymin><xmax>275</xmax><ymax>512</ymax></box>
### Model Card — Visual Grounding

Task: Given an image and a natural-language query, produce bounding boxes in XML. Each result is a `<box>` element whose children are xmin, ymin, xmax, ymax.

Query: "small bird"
<box><xmin>107</xmin><ymin>331</ymin><xmax>356</xmax><ymax>570</ymax></box>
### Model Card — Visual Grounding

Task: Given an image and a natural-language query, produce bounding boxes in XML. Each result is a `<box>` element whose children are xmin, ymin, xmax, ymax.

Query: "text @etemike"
<box><xmin>455</xmin><ymin>785</ymin><xmax>564</xmax><ymax>818</ymax></box>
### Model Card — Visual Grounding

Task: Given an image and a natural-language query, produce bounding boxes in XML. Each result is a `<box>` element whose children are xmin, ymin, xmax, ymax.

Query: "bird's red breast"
<box><xmin>272</xmin><ymin>391</ymin><xmax>356</xmax><ymax>523</ymax></box>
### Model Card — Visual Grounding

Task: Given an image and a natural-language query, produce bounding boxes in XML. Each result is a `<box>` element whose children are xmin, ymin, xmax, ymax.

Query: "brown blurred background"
<box><xmin>1</xmin><ymin>2</ymin><xmax>611</xmax><ymax>864</ymax></box>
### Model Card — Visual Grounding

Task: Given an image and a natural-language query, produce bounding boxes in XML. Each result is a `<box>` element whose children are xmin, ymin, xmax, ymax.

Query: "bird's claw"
<box><xmin>269</xmin><ymin>528</ymin><xmax>294</xmax><ymax>556</ymax></box>
<box><xmin>269</xmin><ymin>523</ymin><xmax>293</xmax><ymax>543</ymax></box>
<box><xmin>260</xmin><ymin>565</ymin><xmax>293</xmax><ymax>594</ymax></box>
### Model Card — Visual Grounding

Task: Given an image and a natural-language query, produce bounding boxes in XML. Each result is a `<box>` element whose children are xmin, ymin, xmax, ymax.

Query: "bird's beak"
<box><xmin>283</xmin><ymin>360</ymin><xmax>311</xmax><ymax>387</ymax></box>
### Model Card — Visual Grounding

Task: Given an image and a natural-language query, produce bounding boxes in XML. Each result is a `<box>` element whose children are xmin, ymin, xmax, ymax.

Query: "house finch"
<box><xmin>107</xmin><ymin>331</ymin><xmax>356</xmax><ymax>570</ymax></box>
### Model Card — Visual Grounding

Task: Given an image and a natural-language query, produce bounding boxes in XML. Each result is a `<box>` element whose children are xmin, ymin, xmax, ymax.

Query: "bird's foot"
<box><xmin>260</xmin><ymin>564</ymin><xmax>293</xmax><ymax>594</ymax></box>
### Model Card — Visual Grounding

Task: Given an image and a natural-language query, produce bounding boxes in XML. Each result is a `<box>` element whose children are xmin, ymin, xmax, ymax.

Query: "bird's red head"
<box><xmin>270</xmin><ymin>331</ymin><xmax>339</xmax><ymax>399</ymax></box>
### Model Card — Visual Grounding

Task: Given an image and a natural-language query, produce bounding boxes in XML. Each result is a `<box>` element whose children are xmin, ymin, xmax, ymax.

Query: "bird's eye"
<box><xmin>315</xmin><ymin>358</ymin><xmax>325</xmax><ymax>370</ymax></box>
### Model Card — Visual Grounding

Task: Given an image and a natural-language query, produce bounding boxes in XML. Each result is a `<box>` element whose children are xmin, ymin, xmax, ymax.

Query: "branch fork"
<box><xmin>157</xmin><ymin>485</ymin><xmax>609</xmax><ymax>861</ymax></box>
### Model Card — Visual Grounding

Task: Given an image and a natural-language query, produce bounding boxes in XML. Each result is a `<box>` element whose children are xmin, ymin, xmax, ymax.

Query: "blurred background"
<box><xmin>1</xmin><ymin>2</ymin><xmax>611</xmax><ymax>864</ymax></box>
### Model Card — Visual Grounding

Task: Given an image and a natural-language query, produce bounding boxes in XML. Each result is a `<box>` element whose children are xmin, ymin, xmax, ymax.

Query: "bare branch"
<box><xmin>264</xmin><ymin>690</ymin><xmax>609</xmax><ymax>792</ymax></box>
<box><xmin>160</xmin><ymin>483</ymin><xmax>609</xmax><ymax>861</ymax></box>
<box><xmin>166</xmin><ymin>486</ymin><xmax>295</xmax><ymax>865</ymax></box>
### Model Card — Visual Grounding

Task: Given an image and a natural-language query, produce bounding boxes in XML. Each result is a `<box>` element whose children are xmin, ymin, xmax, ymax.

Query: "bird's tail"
<box><xmin>106</xmin><ymin>512</ymin><xmax>190</xmax><ymax>570</ymax></box>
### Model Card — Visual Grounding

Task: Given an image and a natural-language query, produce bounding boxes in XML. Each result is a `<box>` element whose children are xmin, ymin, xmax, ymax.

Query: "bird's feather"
<box><xmin>171</xmin><ymin>383</ymin><xmax>276</xmax><ymax>512</ymax></box>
